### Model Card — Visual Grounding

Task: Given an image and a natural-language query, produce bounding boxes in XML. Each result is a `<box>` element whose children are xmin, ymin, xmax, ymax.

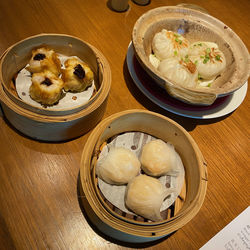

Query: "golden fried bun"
<box><xmin>62</xmin><ymin>58</ymin><xmax>94</xmax><ymax>92</ymax></box>
<box><xmin>29</xmin><ymin>71</ymin><xmax>64</xmax><ymax>106</ymax></box>
<box><xmin>26</xmin><ymin>47</ymin><xmax>61</xmax><ymax>76</ymax></box>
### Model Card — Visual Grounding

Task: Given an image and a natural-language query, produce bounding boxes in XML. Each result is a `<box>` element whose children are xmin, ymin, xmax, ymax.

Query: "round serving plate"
<box><xmin>80</xmin><ymin>109</ymin><xmax>207</xmax><ymax>242</ymax></box>
<box><xmin>127</xmin><ymin>42</ymin><xmax>248</xmax><ymax>119</ymax></box>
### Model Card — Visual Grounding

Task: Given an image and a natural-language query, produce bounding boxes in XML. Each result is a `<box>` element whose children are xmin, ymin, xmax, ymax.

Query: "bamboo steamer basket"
<box><xmin>132</xmin><ymin>6</ymin><xmax>250</xmax><ymax>105</ymax></box>
<box><xmin>80</xmin><ymin>109</ymin><xmax>207</xmax><ymax>243</ymax></box>
<box><xmin>0</xmin><ymin>34</ymin><xmax>111</xmax><ymax>141</ymax></box>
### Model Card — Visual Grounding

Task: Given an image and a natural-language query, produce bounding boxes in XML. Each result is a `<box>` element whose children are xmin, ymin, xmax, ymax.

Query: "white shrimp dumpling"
<box><xmin>96</xmin><ymin>147</ymin><xmax>141</xmax><ymax>185</ymax></box>
<box><xmin>188</xmin><ymin>41</ymin><xmax>226</xmax><ymax>80</ymax></box>
<box><xmin>152</xmin><ymin>29</ymin><xmax>189</xmax><ymax>60</ymax></box>
<box><xmin>140</xmin><ymin>139</ymin><xmax>181</xmax><ymax>177</ymax></box>
<box><xmin>158</xmin><ymin>57</ymin><xmax>198</xmax><ymax>88</ymax></box>
<box><xmin>125</xmin><ymin>175</ymin><xmax>172</xmax><ymax>221</ymax></box>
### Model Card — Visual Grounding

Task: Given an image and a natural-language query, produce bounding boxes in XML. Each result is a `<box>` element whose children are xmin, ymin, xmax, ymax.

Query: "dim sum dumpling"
<box><xmin>158</xmin><ymin>57</ymin><xmax>198</xmax><ymax>88</ymax></box>
<box><xmin>29</xmin><ymin>70</ymin><xmax>64</xmax><ymax>105</ymax></box>
<box><xmin>188</xmin><ymin>41</ymin><xmax>219</xmax><ymax>56</ymax></box>
<box><xmin>125</xmin><ymin>175</ymin><xmax>172</xmax><ymax>221</ymax></box>
<box><xmin>96</xmin><ymin>147</ymin><xmax>141</xmax><ymax>185</ymax></box>
<box><xmin>152</xmin><ymin>29</ymin><xmax>189</xmax><ymax>60</ymax></box>
<box><xmin>62</xmin><ymin>58</ymin><xmax>94</xmax><ymax>92</ymax></box>
<box><xmin>188</xmin><ymin>41</ymin><xmax>226</xmax><ymax>80</ymax></box>
<box><xmin>26</xmin><ymin>46</ymin><xmax>61</xmax><ymax>76</ymax></box>
<box><xmin>140</xmin><ymin>139</ymin><xmax>181</xmax><ymax>177</ymax></box>
<box><xmin>149</xmin><ymin>54</ymin><xmax>160</xmax><ymax>68</ymax></box>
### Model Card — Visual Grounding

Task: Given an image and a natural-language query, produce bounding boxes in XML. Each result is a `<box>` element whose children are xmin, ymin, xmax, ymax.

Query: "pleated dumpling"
<box><xmin>140</xmin><ymin>139</ymin><xmax>181</xmax><ymax>177</ymax></box>
<box><xmin>158</xmin><ymin>57</ymin><xmax>198</xmax><ymax>88</ymax></box>
<box><xmin>152</xmin><ymin>29</ymin><xmax>189</xmax><ymax>60</ymax></box>
<box><xmin>96</xmin><ymin>147</ymin><xmax>141</xmax><ymax>185</ymax></box>
<box><xmin>188</xmin><ymin>41</ymin><xmax>226</xmax><ymax>80</ymax></box>
<box><xmin>125</xmin><ymin>175</ymin><xmax>172</xmax><ymax>221</ymax></box>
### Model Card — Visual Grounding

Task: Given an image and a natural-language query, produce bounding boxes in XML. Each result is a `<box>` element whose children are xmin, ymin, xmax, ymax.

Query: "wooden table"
<box><xmin>0</xmin><ymin>0</ymin><xmax>249</xmax><ymax>249</ymax></box>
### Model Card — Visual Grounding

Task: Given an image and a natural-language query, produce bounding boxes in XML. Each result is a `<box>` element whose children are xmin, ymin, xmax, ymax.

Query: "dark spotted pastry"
<box><xmin>62</xmin><ymin>58</ymin><xmax>94</xmax><ymax>92</ymax></box>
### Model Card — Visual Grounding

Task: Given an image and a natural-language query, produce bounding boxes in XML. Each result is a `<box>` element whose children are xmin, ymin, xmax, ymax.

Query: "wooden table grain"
<box><xmin>0</xmin><ymin>0</ymin><xmax>249</xmax><ymax>249</ymax></box>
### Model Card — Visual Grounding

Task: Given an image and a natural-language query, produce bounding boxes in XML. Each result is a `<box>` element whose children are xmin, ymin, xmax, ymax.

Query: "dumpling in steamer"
<box><xmin>125</xmin><ymin>174</ymin><xmax>172</xmax><ymax>221</ymax></box>
<box><xmin>29</xmin><ymin>71</ymin><xmax>64</xmax><ymax>105</ymax></box>
<box><xmin>152</xmin><ymin>29</ymin><xmax>189</xmax><ymax>60</ymax></box>
<box><xmin>96</xmin><ymin>147</ymin><xmax>141</xmax><ymax>185</ymax></box>
<box><xmin>62</xmin><ymin>58</ymin><xmax>94</xmax><ymax>92</ymax></box>
<box><xmin>188</xmin><ymin>41</ymin><xmax>219</xmax><ymax>57</ymax></box>
<box><xmin>188</xmin><ymin>41</ymin><xmax>226</xmax><ymax>80</ymax></box>
<box><xmin>140</xmin><ymin>139</ymin><xmax>181</xmax><ymax>177</ymax></box>
<box><xmin>26</xmin><ymin>46</ymin><xmax>61</xmax><ymax>76</ymax></box>
<box><xmin>158</xmin><ymin>57</ymin><xmax>198</xmax><ymax>88</ymax></box>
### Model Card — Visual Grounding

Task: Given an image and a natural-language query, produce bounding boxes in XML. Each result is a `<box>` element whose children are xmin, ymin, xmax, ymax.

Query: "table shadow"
<box><xmin>122</xmin><ymin>56</ymin><xmax>233</xmax><ymax>132</ymax></box>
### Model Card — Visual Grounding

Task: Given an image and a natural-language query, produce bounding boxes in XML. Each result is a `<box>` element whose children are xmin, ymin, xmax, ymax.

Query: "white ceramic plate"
<box><xmin>127</xmin><ymin>42</ymin><xmax>248</xmax><ymax>119</ymax></box>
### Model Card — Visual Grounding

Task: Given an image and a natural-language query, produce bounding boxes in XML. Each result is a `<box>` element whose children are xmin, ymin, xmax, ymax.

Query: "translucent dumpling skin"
<box><xmin>96</xmin><ymin>147</ymin><xmax>141</xmax><ymax>185</ymax></box>
<box><xmin>125</xmin><ymin>175</ymin><xmax>170</xmax><ymax>221</ymax></box>
<box><xmin>150</xmin><ymin>29</ymin><xmax>227</xmax><ymax>88</ymax></box>
<box><xmin>189</xmin><ymin>41</ymin><xmax>226</xmax><ymax>80</ymax></box>
<box><xmin>152</xmin><ymin>29</ymin><xmax>189</xmax><ymax>60</ymax></box>
<box><xmin>140</xmin><ymin>139</ymin><xmax>180</xmax><ymax>177</ymax></box>
<box><xmin>158</xmin><ymin>57</ymin><xmax>198</xmax><ymax>88</ymax></box>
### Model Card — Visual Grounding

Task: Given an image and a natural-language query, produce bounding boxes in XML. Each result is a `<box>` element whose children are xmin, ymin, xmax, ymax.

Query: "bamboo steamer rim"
<box><xmin>90</xmin><ymin>110</ymin><xmax>207</xmax><ymax>225</ymax></box>
<box><xmin>0</xmin><ymin>35</ymin><xmax>111</xmax><ymax>123</ymax></box>
<box><xmin>0</xmin><ymin>33</ymin><xmax>111</xmax><ymax>117</ymax></box>
<box><xmin>80</xmin><ymin>109</ymin><xmax>207</xmax><ymax>237</ymax></box>
<box><xmin>132</xmin><ymin>6</ymin><xmax>250</xmax><ymax>105</ymax></box>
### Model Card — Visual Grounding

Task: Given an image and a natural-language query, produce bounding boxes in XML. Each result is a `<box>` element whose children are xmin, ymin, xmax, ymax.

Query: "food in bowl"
<box><xmin>80</xmin><ymin>110</ymin><xmax>207</xmax><ymax>240</ymax></box>
<box><xmin>15</xmin><ymin>45</ymin><xmax>95</xmax><ymax>107</ymax></box>
<box><xmin>95</xmin><ymin>131</ymin><xmax>185</xmax><ymax>222</ymax></box>
<box><xmin>150</xmin><ymin>29</ymin><xmax>226</xmax><ymax>89</ymax></box>
<box><xmin>132</xmin><ymin>6</ymin><xmax>249</xmax><ymax>105</ymax></box>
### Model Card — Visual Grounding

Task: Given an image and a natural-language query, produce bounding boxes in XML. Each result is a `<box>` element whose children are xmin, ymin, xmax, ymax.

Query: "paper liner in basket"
<box><xmin>97</xmin><ymin>132</ymin><xmax>185</xmax><ymax>216</ymax></box>
<box><xmin>15</xmin><ymin>54</ymin><xmax>95</xmax><ymax>109</ymax></box>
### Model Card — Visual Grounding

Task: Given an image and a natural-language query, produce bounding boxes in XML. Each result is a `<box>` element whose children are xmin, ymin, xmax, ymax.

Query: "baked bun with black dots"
<box><xmin>62</xmin><ymin>58</ymin><xmax>94</xmax><ymax>92</ymax></box>
<box><xmin>26</xmin><ymin>46</ymin><xmax>61</xmax><ymax>76</ymax></box>
<box><xmin>29</xmin><ymin>70</ymin><xmax>64</xmax><ymax>106</ymax></box>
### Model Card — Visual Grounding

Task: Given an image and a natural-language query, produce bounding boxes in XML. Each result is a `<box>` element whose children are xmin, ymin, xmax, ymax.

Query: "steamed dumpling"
<box><xmin>125</xmin><ymin>175</ymin><xmax>172</xmax><ymax>221</ymax></box>
<box><xmin>188</xmin><ymin>41</ymin><xmax>226</xmax><ymax>80</ymax></box>
<box><xmin>96</xmin><ymin>147</ymin><xmax>141</xmax><ymax>185</ymax></box>
<box><xmin>158</xmin><ymin>57</ymin><xmax>198</xmax><ymax>88</ymax></box>
<box><xmin>29</xmin><ymin>70</ymin><xmax>64</xmax><ymax>105</ymax></box>
<box><xmin>149</xmin><ymin>54</ymin><xmax>160</xmax><ymax>68</ymax></box>
<box><xmin>26</xmin><ymin>46</ymin><xmax>61</xmax><ymax>76</ymax></box>
<box><xmin>188</xmin><ymin>41</ymin><xmax>219</xmax><ymax>56</ymax></box>
<box><xmin>62</xmin><ymin>58</ymin><xmax>94</xmax><ymax>92</ymax></box>
<box><xmin>140</xmin><ymin>139</ymin><xmax>181</xmax><ymax>177</ymax></box>
<box><xmin>152</xmin><ymin>29</ymin><xmax>189</xmax><ymax>60</ymax></box>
